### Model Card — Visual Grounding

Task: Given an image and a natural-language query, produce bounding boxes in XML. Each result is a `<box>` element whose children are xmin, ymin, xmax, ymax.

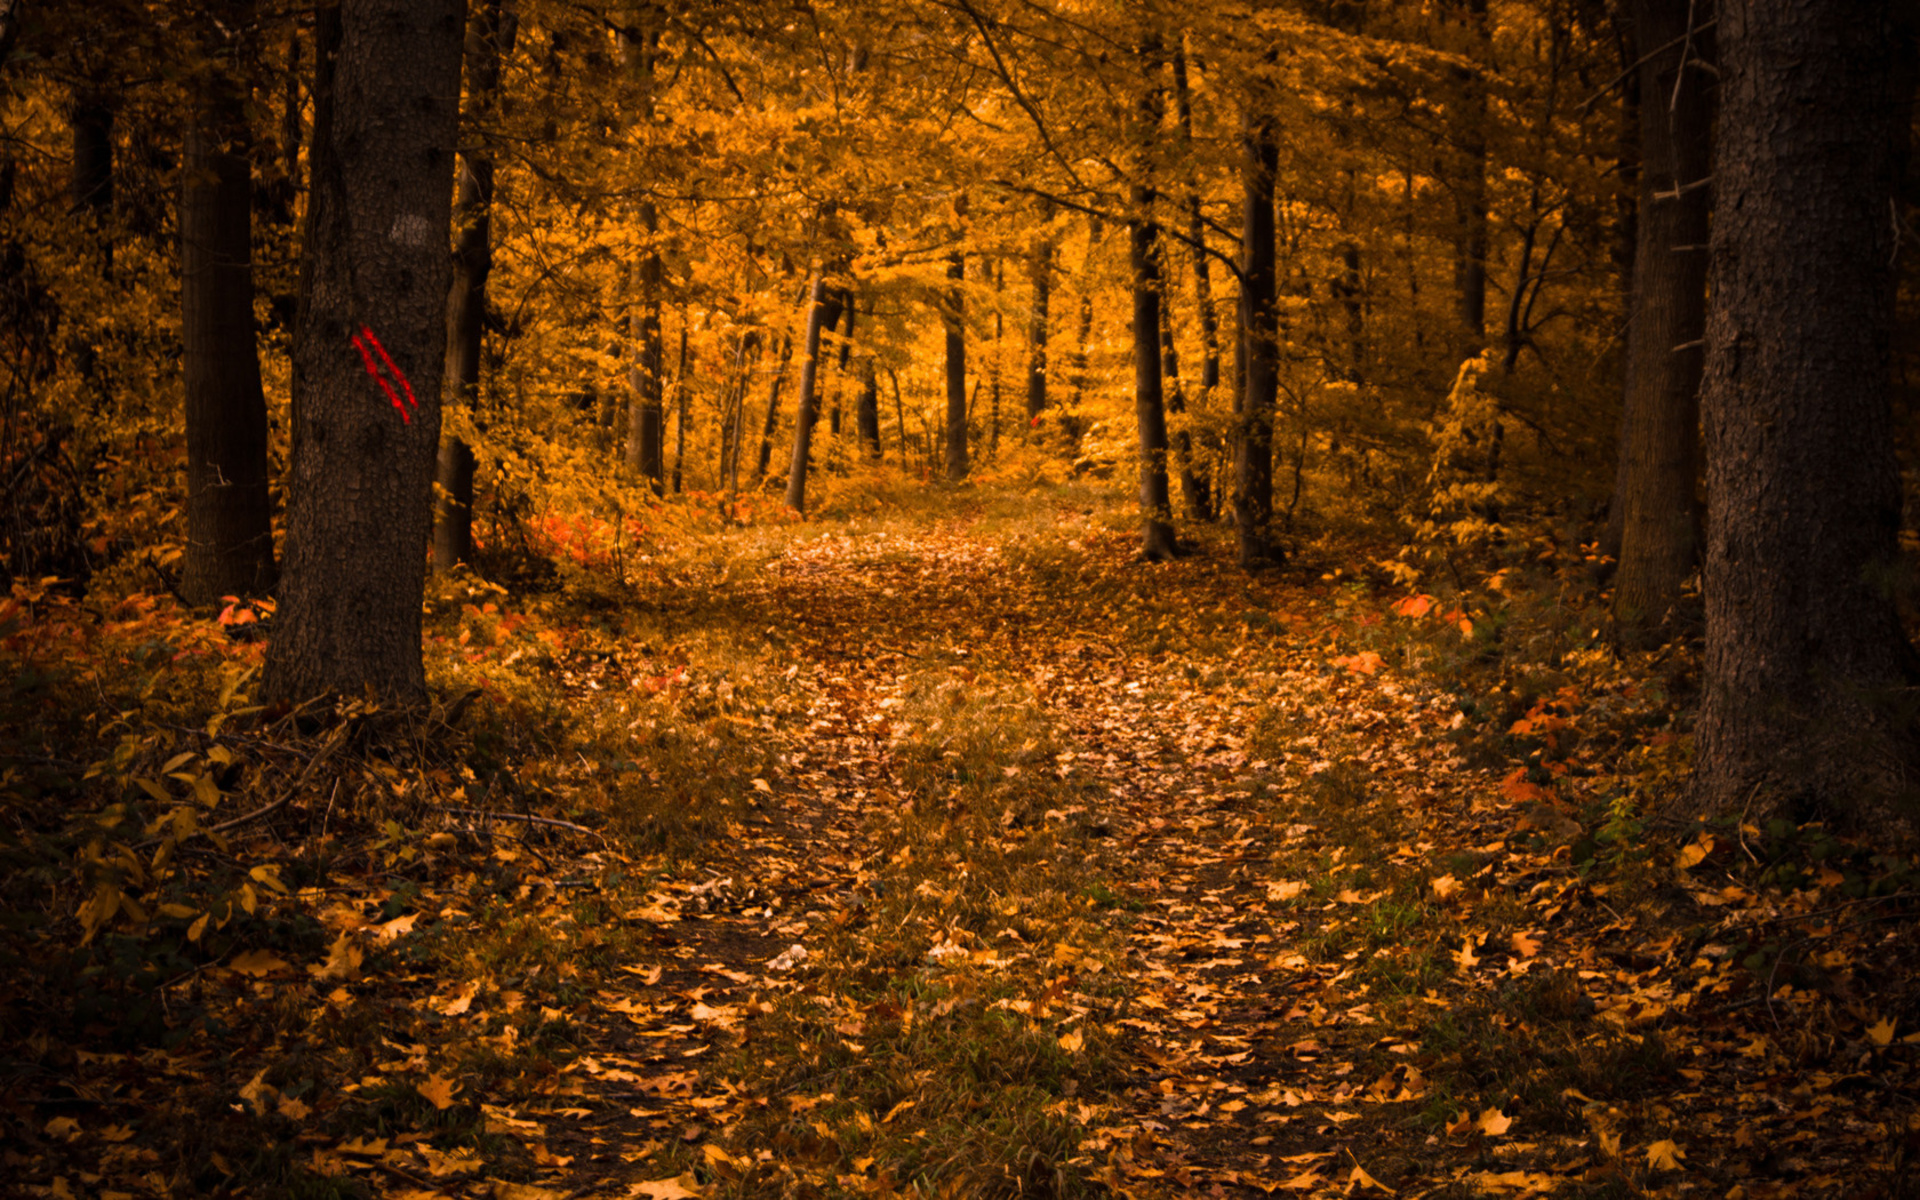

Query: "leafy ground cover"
<box><xmin>3</xmin><ymin>478</ymin><xmax>1917</xmax><ymax>1198</ymax></box>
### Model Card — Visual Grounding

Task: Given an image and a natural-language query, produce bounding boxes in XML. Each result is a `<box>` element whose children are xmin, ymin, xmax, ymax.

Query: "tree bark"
<box><xmin>433</xmin><ymin>0</ymin><xmax>513</xmax><ymax>573</ymax></box>
<box><xmin>784</xmin><ymin>270</ymin><xmax>843</xmax><ymax>512</ymax></box>
<box><xmin>263</xmin><ymin>0</ymin><xmax>465</xmax><ymax>705</ymax></box>
<box><xmin>621</xmin><ymin>13</ymin><xmax>664</xmax><ymax>492</ymax></box>
<box><xmin>753</xmin><ymin>333</ymin><xmax>793</xmax><ymax>481</ymax></box>
<box><xmin>944</xmin><ymin>248</ymin><xmax>969</xmax><ymax>481</ymax></box>
<box><xmin>1130</xmin><ymin>48</ymin><xmax>1177</xmax><ymax>562</ymax></box>
<box><xmin>180</xmin><ymin>0</ymin><xmax>276</xmax><ymax>605</ymax></box>
<box><xmin>1608</xmin><ymin>0</ymin><xmax>1710</xmax><ymax>643</ymax></box>
<box><xmin>1693</xmin><ymin>0</ymin><xmax>1919</xmax><ymax>826</ymax></box>
<box><xmin>1026</xmin><ymin>224</ymin><xmax>1051</xmax><ymax>425</ymax></box>
<box><xmin>671</xmin><ymin>324</ymin><xmax>690</xmax><ymax>492</ymax></box>
<box><xmin>1235</xmin><ymin>102</ymin><xmax>1280</xmax><ymax>568</ymax></box>
<box><xmin>856</xmin><ymin>357</ymin><xmax>881</xmax><ymax>459</ymax></box>
<box><xmin>1449</xmin><ymin>0</ymin><xmax>1490</xmax><ymax>355</ymax></box>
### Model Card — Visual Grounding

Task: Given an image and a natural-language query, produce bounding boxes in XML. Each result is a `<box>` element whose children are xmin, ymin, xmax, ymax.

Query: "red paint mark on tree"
<box><xmin>351</xmin><ymin>326</ymin><xmax>419</xmax><ymax>423</ymax></box>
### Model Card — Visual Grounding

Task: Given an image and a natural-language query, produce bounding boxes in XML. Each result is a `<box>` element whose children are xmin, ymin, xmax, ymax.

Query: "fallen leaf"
<box><xmin>1347</xmin><ymin>1163</ymin><xmax>1395</xmax><ymax>1194</ymax></box>
<box><xmin>418</xmin><ymin>1072</ymin><xmax>461</xmax><ymax>1110</ymax></box>
<box><xmin>1646</xmin><ymin>1139</ymin><xmax>1685</xmax><ymax>1171</ymax></box>
<box><xmin>1058</xmin><ymin>1028</ymin><xmax>1085</xmax><ymax>1052</ymax></box>
<box><xmin>1430</xmin><ymin>874</ymin><xmax>1459</xmax><ymax>900</ymax></box>
<box><xmin>1868</xmin><ymin>1016</ymin><xmax>1896</xmax><ymax>1046</ymax></box>
<box><xmin>1509</xmin><ymin>931</ymin><xmax>1541</xmax><ymax>958</ymax></box>
<box><xmin>230</xmin><ymin>948</ymin><xmax>291</xmax><ymax>977</ymax></box>
<box><xmin>628</xmin><ymin>1175</ymin><xmax>703</xmax><ymax>1199</ymax></box>
<box><xmin>1477</xmin><ymin>1107</ymin><xmax>1513</xmax><ymax>1136</ymax></box>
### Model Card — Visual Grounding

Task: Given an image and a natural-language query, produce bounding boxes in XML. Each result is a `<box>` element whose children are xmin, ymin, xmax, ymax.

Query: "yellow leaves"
<box><xmin>1675</xmin><ymin>833</ymin><xmax>1713</xmax><ymax>870</ymax></box>
<box><xmin>437</xmin><ymin>979</ymin><xmax>482</xmax><ymax>1016</ymax></box>
<box><xmin>1267</xmin><ymin>879</ymin><xmax>1308</xmax><ymax>902</ymax></box>
<box><xmin>1429</xmin><ymin>874</ymin><xmax>1460</xmax><ymax>901</ymax></box>
<box><xmin>1346</xmin><ymin>1163</ymin><xmax>1394</xmax><ymax>1194</ymax></box>
<box><xmin>239</xmin><ymin>1070</ymin><xmax>277</xmax><ymax>1116</ymax></box>
<box><xmin>1057</xmin><ymin>1028</ymin><xmax>1085</xmax><ymax>1052</ymax></box>
<box><xmin>1868</xmin><ymin>1016</ymin><xmax>1897</xmax><ymax>1046</ymax></box>
<box><xmin>1476</xmin><ymin>1107</ymin><xmax>1514</xmax><ymax>1136</ymax></box>
<box><xmin>417</xmin><ymin>1072</ymin><xmax>461</xmax><ymax>1110</ymax></box>
<box><xmin>1645</xmin><ymin>1139</ymin><xmax>1685</xmax><ymax>1171</ymax></box>
<box><xmin>627</xmin><ymin>1174</ymin><xmax>703</xmax><ymax>1198</ymax></box>
<box><xmin>229</xmin><ymin>948</ymin><xmax>291</xmax><ymax>977</ymax></box>
<box><xmin>44</xmin><ymin>1116</ymin><xmax>82</xmax><ymax>1141</ymax></box>
<box><xmin>312</xmin><ymin>933</ymin><xmax>365</xmax><ymax>982</ymax></box>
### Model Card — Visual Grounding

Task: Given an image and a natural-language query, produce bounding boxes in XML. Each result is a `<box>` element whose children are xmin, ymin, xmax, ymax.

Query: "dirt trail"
<box><xmin>538</xmin><ymin>514</ymin><xmax>1487</xmax><ymax>1197</ymax></box>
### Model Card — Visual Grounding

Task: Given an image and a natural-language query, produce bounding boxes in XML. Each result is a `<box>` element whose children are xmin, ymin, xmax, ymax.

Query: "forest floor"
<box><xmin>4</xmin><ymin>478</ymin><xmax>1919</xmax><ymax>1199</ymax></box>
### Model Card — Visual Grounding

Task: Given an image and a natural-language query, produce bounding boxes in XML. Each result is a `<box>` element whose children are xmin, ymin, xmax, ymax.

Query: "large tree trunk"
<box><xmin>263</xmin><ymin>0</ymin><xmax>464</xmax><ymax>705</ymax></box>
<box><xmin>433</xmin><ymin>0</ymin><xmax>513</xmax><ymax>573</ymax></box>
<box><xmin>1130</xmin><ymin>51</ymin><xmax>1177</xmax><ymax>562</ymax></box>
<box><xmin>1235</xmin><ymin>102</ymin><xmax>1280</xmax><ymax>568</ymax></box>
<box><xmin>784</xmin><ymin>270</ymin><xmax>844</xmax><ymax>512</ymax></box>
<box><xmin>180</xmin><ymin>0</ymin><xmax>276</xmax><ymax>605</ymax></box>
<box><xmin>1693</xmin><ymin>0</ymin><xmax>1918</xmax><ymax>825</ymax></box>
<box><xmin>943</xmin><ymin>249</ymin><xmax>969</xmax><ymax>481</ymax></box>
<box><xmin>290</xmin><ymin>3</ymin><xmax>342</xmax><ymax>471</ymax></box>
<box><xmin>1607</xmin><ymin>0</ymin><xmax>1710</xmax><ymax>643</ymax></box>
<box><xmin>69</xmin><ymin>91</ymin><xmax>112</xmax><ymax>220</ymax></box>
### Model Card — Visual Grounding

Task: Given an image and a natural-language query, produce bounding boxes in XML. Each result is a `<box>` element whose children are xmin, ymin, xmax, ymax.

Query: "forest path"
<box><xmin>548</xmin><ymin>504</ymin><xmax>1506</xmax><ymax>1198</ymax></box>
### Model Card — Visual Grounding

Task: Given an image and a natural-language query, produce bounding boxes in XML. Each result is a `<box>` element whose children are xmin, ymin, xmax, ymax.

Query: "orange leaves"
<box><xmin>1389</xmin><ymin>592</ymin><xmax>1473</xmax><ymax>637</ymax></box>
<box><xmin>1332</xmin><ymin>649</ymin><xmax>1384</xmax><ymax>675</ymax></box>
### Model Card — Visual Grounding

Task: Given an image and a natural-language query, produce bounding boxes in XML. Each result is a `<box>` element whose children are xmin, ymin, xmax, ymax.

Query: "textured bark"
<box><xmin>621</xmin><ymin>14</ymin><xmax>664</xmax><ymax>491</ymax></box>
<box><xmin>1159</xmin><ymin>266</ymin><xmax>1209</xmax><ymax>520</ymax></box>
<box><xmin>179</xmin><ymin>0</ymin><xmax>275</xmax><ymax>604</ymax></box>
<box><xmin>290</xmin><ymin>3</ymin><xmax>342</xmax><ymax>465</ymax></box>
<box><xmin>943</xmin><ymin>250</ymin><xmax>969</xmax><ymax>481</ymax></box>
<box><xmin>1235</xmin><ymin>104</ymin><xmax>1279</xmax><ymax>568</ymax></box>
<box><xmin>0</xmin><ymin>0</ymin><xmax>23</xmax><ymax>70</ymax></box>
<box><xmin>1608</xmin><ymin>0</ymin><xmax>1710</xmax><ymax>642</ymax></box>
<box><xmin>671</xmin><ymin>325</ymin><xmax>689</xmax><ymax>492</ymax></box>
<box><xmin>1693</xmin><ymin>0</ymin><xmax>1919</xmax><ymax>825</ymax></box>
<box><xmin>264</xmin><ymin>0</ymin><xmax>465</xmax><ymax>705</ymax></box>
<box><xmin>625</xmin><ymin>201</ymin><xmax>665</xmax><ymax>491</ymax></box>
<box><xmin>1026</xmin><ymin>231</ymin><xmax>1051</xmax><ymax>422</ymax></box>
<box><xmin>828</xmin><ymin>294</ymin><xmax>855</xmax><ymax>436</ymax></box>
<box><xmin>1130</xmin><ymin>52</ymin><xmax>1176</xmax><ymax>563</ymax></box>
<box><xmin>753</xmin><ymin>333</ymin><xmax>793</xmax><ymax>481</ymax></box>
<box><xmin>69</xmin><ymin>92</ymin><xmax>112</xmax><ymax>220</ymax></box>
<box><xmin>1449</xmin><ymin>0</ymin><xmax>1489</xmax><ymax>353</ymax></box>
<box><xmin>434</xmin><ymin>0</ymin><xmax>512</xmax><ymax>573</ymax></box>
<box><xmin>856</xmin><ymin>358</ymin><xmax>881</xmax><ymax>459</ymax></box>
<box><xmin>784</xmin><ymin>272</ymin><xmax>843</xmax><ymax>512</ymax></box>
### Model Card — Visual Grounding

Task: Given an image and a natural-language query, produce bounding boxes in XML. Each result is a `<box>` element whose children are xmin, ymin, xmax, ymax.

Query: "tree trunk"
<box><xmin>180</xmin><ymin>0</ymin><xmax>275</xmax><ymax>604</ymax></box>
<box><xmin>1693</xmin><ymin>0</ymin><xmax>1919</xmax><ymax>826</ymax></box>
<box><xmin>290</xmin><ymin>2</ymin><xmax>342</xmax><ymax>472</ymax></box>
<box><xmin>1608</xmin><ymin>0</ymin><xmax>1710</xmax><ymax>643</ymax></box>
<box><xmin>1026</xmin><ymin>226</ymin><xmax>1051</xmax><ymax>425</ymax></box>
<box><xmin>857</xmin><ymin>356</ymin><xmax>881</xmax><ymax>460</ymax></box>
<box><xmin>784</xmin><ymin>270</ymin><xmax>843</xmax><ymax>512</ymax></box>
<box><xmin>433</xmin><ymin>0</ymin><xmax>513</xmax><ymax>573</ymax></box>
<box><xmin>621</xmin><ymin>14</ymin><xmax>664</xmax><ymax>492</ymax></box>
<box><xmin>943</xmin><ymin>249</ymin><xmax>969</xmax><ymax>481</ymax></box>
<box><xmin>263</xmin><ymin>0</ymin><xmax>464</xmax><ymax>705</ymax></box>
<box><xmin>754</xmin><ymin>333</ymin><xmax>793</xmax><ymax>481</ymax></box>
<box><xmin>69</xmin><ymin>91</ymin><xmax>112</xmax><ymax>219</ymax></box>
<box><xmin>671</xmin><ymin>324</ymin><xmax>689</xmax><ymax>492</ymax></box>
<box><xmin>1235</xmin><ymin>102</ymin><xmax>1280</xmax><ymax>567</ymax></box>
<box><xmin>1131</xmin><ymin>50</ymin><xmax>1177</xmax><ymax>562</ymax></box>
<box><xmin>828</xmin><ymin>294</ymin><xmax>854</xmax><ymax>437</ymax></box>
<box><xmin>1450</xmin><ymin>0</ymin><xmax>1490</xmax><ymax>355</ymax></box>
